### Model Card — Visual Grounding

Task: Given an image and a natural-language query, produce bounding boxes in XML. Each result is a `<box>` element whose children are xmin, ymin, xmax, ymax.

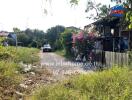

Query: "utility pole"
<box><xmin>16</xmin><ymin>34</ymin><xmax>18</xmax><ymax>49</ymax></box>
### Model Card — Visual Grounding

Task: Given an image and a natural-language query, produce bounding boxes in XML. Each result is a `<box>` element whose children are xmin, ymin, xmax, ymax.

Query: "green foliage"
<box><xmin>55</xmin><ymin>39</ymin><xmax>63</xmax><ymax>50</ymax></box>
<box><xmin>85</xmin><ymin>0</ymin><xmax>109</xmax><ymax>20</ymax></box>
<box><xmin>9</xmin><ymin>28</ymin><xmax>46</xmax><ymax>48</ymax></box>
<box><xmin>0</xmin><ymin>51</ymin><xmax>13</xmax><ymax>60</ymax></box>
<box><xmin>0</xmin><ymin>46</ymin><xmax>39</xmax><ymax>64</ymax></box>
<box><xmin>0</xmin><ymin>46</ymin><xmax>39</xmax><ymax>77</ymax></box>
<box><xmin>70</xmin><ymin>0</ymin><xmax>79</xmax><ymax>6</ymax></box>
<box><xmin>45</xmin><ymin>25</ymin><xmax>65</xmax><ymax>50</ymax></box>
<box><xmin>13</xmin><ymin>27</ymin><xmax>21</xmax><ymax>33</ymax></box>
<box><xmin>15</xmin><ymin>47</ymin><xmax>40</xmax><ymax>64</ymax></box>
<box><xmin>61</xmin><ymin>29</ymin><xmax>73</xmax><ymax>55</ymax></box>
<box><xmin>33</xmin><ymin>67</ymin><xmax>132</xmax><ymax>100</ymax></box>
<box><xmin>17</xmin><ymin>33</ymin><xmax>30</xmax><ymax>46</ymax></box>
<box><xmin>0</xmin><ymin>61</ymin><xmax>20</xmax><ymax>78</ymax></box>
<box><xmin>0</xmin><ymin>46</ymin><xmax>39</xmax><ymax>99</ymax></box>
<box><xmin>0</xmin><ymin>37</ymin><xmax>6</xmax><ymax>46</ymax></box>
<box><xmin>0</xmin><ymin>46</ymin><xmax>15</xmax><ymax>60</ymax></box>
<box><xmin>125</xmin><ymin>11</ymin><xmax>132</xmax><ymax>29</ymax></box>
<box><xmin>24</xmin><ymin>29</ymin><xmax>45</xmax><ymax>48</ymax></box>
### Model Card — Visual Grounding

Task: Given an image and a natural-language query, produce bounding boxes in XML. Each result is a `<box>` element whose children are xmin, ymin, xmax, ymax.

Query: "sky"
<box><xmin>0</xmin><ymin>0</ymin><xmax>114</xmax><ymax>32</ymax></box>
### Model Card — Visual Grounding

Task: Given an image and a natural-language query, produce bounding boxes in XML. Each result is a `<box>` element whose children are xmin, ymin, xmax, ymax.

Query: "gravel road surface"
<box><xmin>40</xmin><ymin>52</ymin><xmax>93</xmax><ymax>79</ymax></box>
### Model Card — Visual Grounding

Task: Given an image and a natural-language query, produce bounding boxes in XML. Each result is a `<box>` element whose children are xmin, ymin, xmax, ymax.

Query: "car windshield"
<box><xmin>44</xmin><ymin>44</ymin><xmax>51</xmax><ymax>48</ymax></box>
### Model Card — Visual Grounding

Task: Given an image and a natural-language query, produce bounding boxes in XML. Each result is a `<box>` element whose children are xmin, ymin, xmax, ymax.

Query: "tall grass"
<box><xmin>15</xmin><ymin>47</ymin><xmax>40</xmax><ymax>64</ymax></box>
<box><xmin>0</xmin><ymin>46</ymin><xmax>40</xmax><ymax>99</ymax></box>
<box><xmin>0</xmin><ymin>61</ymin><xmax>20</xmax><ymax>77</ymax></box>
<box><xmin>0</xmin><ymin>46</ymin><xmax>40</xmax><ymax>78</ymax></box>
<box><xmin>0</xmin><ymin>46</ymin><xmax>39</xmax><ymax>64</ymax></box>
<box><xmin>129</xmin><ymin>51</ymin><xmax>132</xmax><ymax>66</ymax></box>
<box><xmin>33</xmin><ymin>67</ymin><xmax>132</xmax><ymax>100</ymax></box>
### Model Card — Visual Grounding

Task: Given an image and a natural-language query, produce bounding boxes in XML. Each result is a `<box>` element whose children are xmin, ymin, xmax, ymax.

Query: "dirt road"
<box><xmin>40</xmin><ymin>52</ymin><xmax>92</xmax><ymax>79</ymax></box>
<box><xmin>18</xmin><ymin>52</ymin><xmax>93</xmax><ymax>98</ymax></box>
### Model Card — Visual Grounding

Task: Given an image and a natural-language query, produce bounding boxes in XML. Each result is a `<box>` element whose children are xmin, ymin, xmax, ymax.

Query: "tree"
<box><xmin>70</xmin><ymin>0</ymin><xmax>79</xmax><ymax>6</ymax></box>
<box><xmin>44</xmin><ymin>0</ymin><xmax>109</xmax><ymax>20</ymax></box>
<box><xmin>61</xmin><ymin>29</ymin><xmax>73</xmax><ymax>55</ymax></box>
<box><xmin>11</xmin><ymin>28</ymin><xmax>46</xmax><ymax>48</ymax></box>
<box><xmin>17</xmin><ymin>33</ymin><xmax>30</xmax><ymax>46</ymax></box>
<box><xmin>13</xmin><ymin>27</ymin><xmax>21</xmax><ymax>33</ymax></box>
<box><xmin>32</xmin><ymin>29</ymin><xmax>46</xmax><ymax>47</ymax></box>
<box><xmin>71</xmin><ymin>0</ymin><xmax>132</xmax><ymax>29</ymax></box>
<box><xmin>24</xmin><ymin>29</ymin><xmax>45</xmax><ymax>48</ymax></box>
<box><xmin>45</xmin><ymin>25</ymin><xmax>65</xmax><ymax>50</ymax></box>
<box><xmin>85</xmin><ymin>0</ymin><xmax>109</xmax><ymax>20</ymax></box>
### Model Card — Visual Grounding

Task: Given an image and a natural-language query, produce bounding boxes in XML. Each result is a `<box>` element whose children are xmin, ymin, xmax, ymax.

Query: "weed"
<box><xmin>32</xmin><ymin>67</ymin><xmax>132</xmax><ymax>100</ymax></box>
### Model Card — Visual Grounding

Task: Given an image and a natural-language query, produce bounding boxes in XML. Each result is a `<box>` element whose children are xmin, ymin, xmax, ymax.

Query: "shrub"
<box><xmin>32</xmin><ymin>67</ymin><xmax>132</xmax><ymax>100</ymax></box>
<box><xmin>61</xmin><ymin>29</ymin><xmax>73</xmax><ymax>55</ymax></box>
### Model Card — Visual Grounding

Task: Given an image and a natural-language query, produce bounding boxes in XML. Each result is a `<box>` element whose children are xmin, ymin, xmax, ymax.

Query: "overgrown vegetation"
<box><xmin>0</xmin><ymin>46</ymin><xmax>39</xmax><ymax>64</ymax></box>
<box><xmin>55</xmin><ymin>28</ymin><xmax>77</xmax><ymax>59</ymax></box>
<box><xmin>32</xmin><ymin>67</ymin><xmax>132</xmax><ymax>100</ymax></box>
<box><xmin>0</xmin><ymin>45</ymin><xmax>39</xmax><ymax>99</ymax></box>
<box><xmin>129</xmin><ymin>51</ymin><xmax>132</xmax><ymax>66</ymax></box>
<box><xmin>15</xmin><ymin>47</ymin><xmax>40</xmax><ymax>64</ymax></box>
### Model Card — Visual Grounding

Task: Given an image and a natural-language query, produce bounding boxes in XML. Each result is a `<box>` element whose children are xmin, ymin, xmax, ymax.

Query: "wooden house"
<box><xmin>84</xmin><ymin>17</ymin><xmax>121</xmax><ymax>37</ymax></box>
<box><xmin>84</xmin><ymin>17</ymin><xmax>132</xmax><ymax>51</ymax></box>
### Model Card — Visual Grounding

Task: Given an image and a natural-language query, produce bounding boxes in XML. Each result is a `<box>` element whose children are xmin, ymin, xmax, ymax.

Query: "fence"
<box><xmin>104</xmin><ymin>51</ymin><xmax>129</xmax><ymax>67</ymax></box>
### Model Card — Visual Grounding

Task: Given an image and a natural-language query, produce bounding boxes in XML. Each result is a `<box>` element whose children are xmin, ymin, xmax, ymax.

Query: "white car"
<box><xmin>42</xmin><ymin>44</ymin><xmax>52</xmax><ymax>52</ymax></box>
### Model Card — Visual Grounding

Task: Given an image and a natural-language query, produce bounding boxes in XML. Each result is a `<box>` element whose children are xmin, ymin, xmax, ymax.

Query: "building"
<box><xmin>0</xmin><ymin>31</ymin><xmax>9</xmax><ymax>37</ymax></box>
<box><xmin>84</xmin><ymin>17</ymin><xmax>121</xmax><ymax>37</ymax></box>
<box><xmin>84</xmin><ymin>17</ymin><xmax>132</xmax><ymax>51</ymax></box>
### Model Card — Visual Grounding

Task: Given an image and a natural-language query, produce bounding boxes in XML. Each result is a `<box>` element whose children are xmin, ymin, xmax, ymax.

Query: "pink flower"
<box><xmin>77</xmin><ymin>31</ymin><xmax>84</xmax><ymax>40</ymax></box>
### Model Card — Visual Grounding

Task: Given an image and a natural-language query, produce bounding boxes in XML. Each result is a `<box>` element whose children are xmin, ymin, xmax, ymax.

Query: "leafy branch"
<box><xmin>85</xmin><ymin>0</ymin><xmax>109</xmax><ymax>20</ymax></box>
